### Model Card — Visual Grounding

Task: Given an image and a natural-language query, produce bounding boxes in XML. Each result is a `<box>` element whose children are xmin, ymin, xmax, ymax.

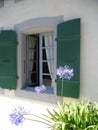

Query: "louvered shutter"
<box><xmin>0</xmin><ymin>30</ymin><xmax>17</xmax><ymax>89</ymax></box>
<box><xmin>56</xmin><ymin>18</ymin><xmax>80</xmax><ymax>98</ymax></box>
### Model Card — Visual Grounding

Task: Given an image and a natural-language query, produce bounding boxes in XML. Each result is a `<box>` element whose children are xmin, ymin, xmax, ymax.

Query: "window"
<box><xmin>26</xmin><ymin>32</ymin><xmax>55</xmax><ymax>94</ymax></box>
<box><xmin>13</xmin><ymin>16</ymin><xmax>80</xmax><ymax>101</ymax></box>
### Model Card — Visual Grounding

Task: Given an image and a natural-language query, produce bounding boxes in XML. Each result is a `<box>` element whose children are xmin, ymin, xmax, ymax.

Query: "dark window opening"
<box><xmin>26</xmin><ymin>34</ymin><xmax>51</xmax><ymax>87</ymax></box>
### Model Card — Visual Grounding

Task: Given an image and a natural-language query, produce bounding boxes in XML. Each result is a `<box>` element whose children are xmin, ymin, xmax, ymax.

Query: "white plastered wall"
<box><xmin>0</xmin><ymin>0</ymin><xmax>98</xmax><ymax>102</ymax></box>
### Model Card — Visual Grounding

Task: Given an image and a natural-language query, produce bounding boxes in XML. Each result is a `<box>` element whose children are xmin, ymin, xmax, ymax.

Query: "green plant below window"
<box><xmin>43</xmin><ymin>99</ymin><xmax>98</xmax><ymax>130</ymax></box>
<box><xmin>9</xmin><ymin>65</ymin><xmax>98</xmax><ymax>130</ymax></box>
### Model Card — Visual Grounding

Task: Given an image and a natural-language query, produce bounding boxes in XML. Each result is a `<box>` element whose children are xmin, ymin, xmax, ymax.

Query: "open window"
<box><xmin>26</xmin><ymin>32</ymin><xmax>55</xmax><ymax>94</ymax></box>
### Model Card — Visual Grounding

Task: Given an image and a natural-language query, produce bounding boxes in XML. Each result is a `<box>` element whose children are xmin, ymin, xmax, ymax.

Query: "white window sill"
<box><xmin>24</xmin><ymin>87</ymin><xmax>54</xmax><ymax>94</ymax></box>
<box><xmin>15</xmin><ymin>87</ymin><xmax>62</xmax><ymax>104</ymax></box>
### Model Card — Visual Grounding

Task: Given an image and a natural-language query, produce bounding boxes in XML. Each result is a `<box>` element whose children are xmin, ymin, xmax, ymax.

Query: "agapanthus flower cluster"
<box><xmin>9</xmin><ymin>106</ymin><xmax>29</xmax><ymax>125</ymax></box>
<box><xmin>57</xmin><ymin>65</ymin><xmax>74</xmax><ymax>80</ymax></box>
<box><xmin>34</xmin><ymin>84</ymin><xmax>46</xmax><ymax>93</ymax></box>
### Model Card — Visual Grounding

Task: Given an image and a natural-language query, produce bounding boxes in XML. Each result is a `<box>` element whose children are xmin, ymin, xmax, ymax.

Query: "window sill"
<box><xmin>24</xmin><ymin>87</ymin><xmax>54</xmax><ymax>94</ymax></box>
<box><xmin>15</xmin><ymin>87</ymin><xmax>62</xmax><ymax>104</ymax></box>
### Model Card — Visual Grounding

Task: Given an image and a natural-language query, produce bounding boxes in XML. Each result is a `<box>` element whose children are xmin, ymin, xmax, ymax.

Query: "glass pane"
<box><xmin>42</xmin><ymin>62</ymin><xmax>49</xmax><ymax>74</ymax></box>
<box><xmin>32</xmin><ymin>61</ymin><xmax>36</xmax><ymax>72</ymax></box>
<box><xmin>31</xmin><ymin>72</ymin><xmax>37</xmax><ymax>83</ymax></box>
<box><xmin>43</xmin><ymin>34</ymin><xmax>54</xmax><ymax>47</ymax></box>
<box><xmin>42</xmin><ymin>49</ymin><xmax>47</xmax><ymax>60</ymax></box>
<box><xmin>42</xmin><ymin>48</ymin><xmax>54</xmax><ymax>60</ymax></box>
<box><xmin>29</xmin><ymin>50</ymin><xmax>36</xmax><ymax>60</ymax></box>
<box><xmin>42</xmin><ymin>75</ymin><xmax>52</xmax><ymax>87</ymax></box>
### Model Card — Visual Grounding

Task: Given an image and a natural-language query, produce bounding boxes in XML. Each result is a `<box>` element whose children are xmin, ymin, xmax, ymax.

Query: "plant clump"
<box><xmin>43</xmin><ymin>100</ymin><xmax>98</xmax><ymax>130</ymax></box>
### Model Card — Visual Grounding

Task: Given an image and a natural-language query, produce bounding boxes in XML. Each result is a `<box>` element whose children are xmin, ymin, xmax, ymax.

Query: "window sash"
<box><xmin>40</xmin><ymin>32</ymin><xmax>55</xmax><ymax>87</ymax></box>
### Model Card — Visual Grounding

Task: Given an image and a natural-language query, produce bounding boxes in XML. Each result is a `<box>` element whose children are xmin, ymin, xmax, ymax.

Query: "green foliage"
<box><xmin>43</xmin><ymin>100</ymin><xmax>98</xmax><ymax>130</ymax></box>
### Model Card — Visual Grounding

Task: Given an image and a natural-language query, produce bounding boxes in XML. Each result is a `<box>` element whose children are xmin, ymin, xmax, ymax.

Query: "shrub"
<box><xmin>43</xmin><ymin>99</ymin><xmax>98</xmax><ymax>130</ymax></box>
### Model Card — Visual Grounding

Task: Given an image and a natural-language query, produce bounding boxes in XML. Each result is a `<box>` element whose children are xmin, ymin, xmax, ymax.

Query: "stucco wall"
<box><xmin>0</xmin><ymin>0</ymin><xmax>98</xmax><ymax>101</ymax></box>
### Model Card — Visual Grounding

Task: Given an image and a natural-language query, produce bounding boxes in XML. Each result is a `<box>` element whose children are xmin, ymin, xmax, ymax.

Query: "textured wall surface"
<box><xmin>0</xmin><ymin>0</ymin><xmax>98</xmax><ymax>102</ymax></box>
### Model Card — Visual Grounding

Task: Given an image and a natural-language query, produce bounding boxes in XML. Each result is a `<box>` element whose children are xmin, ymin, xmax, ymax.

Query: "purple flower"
<box><xmin>57</xmin><ymin>66</ymin><xmax>64</xmax><ymax>79</ymax></box>
<box><xmin>41</xmin><ymin>84</ymin><xmax>46</xmax><ymax>91</ymax></box>
<box><xmin>35</xmin><ymin>85</ymin><xmax>46</xmax><ymax>93</ymax></box>
<box><xmin>34</xmin><ymin>86</ymin><xmax>41</xmax><ymax>93</ymax></box>
<box><xmin>57</xmin><ymin>65</ymin><xmax>74</xmax><ymax>80</ymax></box>
<box><xmin>9</xmin><ymin>106</ymin><xmax>29</xmax><ymax>125</ymax></box>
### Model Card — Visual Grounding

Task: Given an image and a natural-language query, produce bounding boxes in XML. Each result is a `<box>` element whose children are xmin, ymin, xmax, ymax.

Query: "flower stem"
<box><xmin>61</xmin><ymin>77</ymin><xmax>64</xmax><ymax>102</ymax></box>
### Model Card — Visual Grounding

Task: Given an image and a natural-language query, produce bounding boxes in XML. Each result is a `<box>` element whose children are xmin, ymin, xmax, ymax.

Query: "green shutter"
<box><xmin>56</xmin><ymin>18</ymin><xmax>80</xmax><ymax>98</ymax></box>
<box><xmin>0</xmin><ymin>30</ymin><xmax>17</xmax><ymax>89</ymax></box>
